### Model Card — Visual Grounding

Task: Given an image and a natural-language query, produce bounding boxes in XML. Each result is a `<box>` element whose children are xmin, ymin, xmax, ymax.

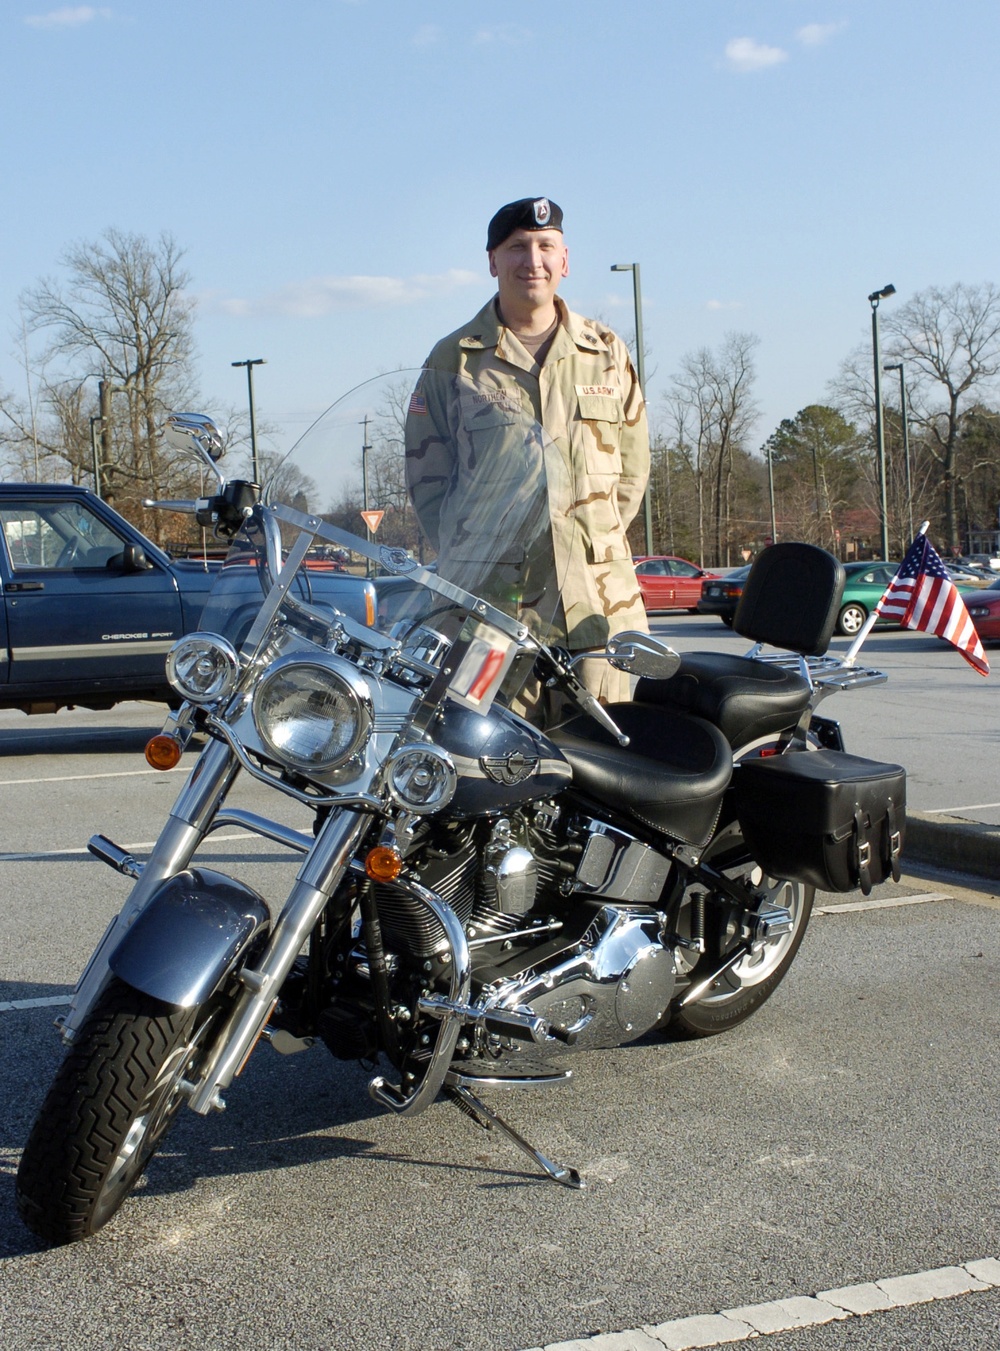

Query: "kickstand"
<box><xmin>446</xmin><ymin>1083</ymin><xmax>585</xmax><ymax>1190</ymax></box>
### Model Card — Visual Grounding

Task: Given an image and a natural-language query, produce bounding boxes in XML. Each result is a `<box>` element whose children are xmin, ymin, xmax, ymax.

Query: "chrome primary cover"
<box><xmin>476</xmin><ymin>904</ymin><xmax>676</xmax><ymax>1062</ymax></box>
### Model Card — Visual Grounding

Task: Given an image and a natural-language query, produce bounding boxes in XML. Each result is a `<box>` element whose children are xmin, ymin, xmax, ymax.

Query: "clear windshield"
<box><xmin>201</xmin><ymin>369</ymin><xmax>575</xmax><ymax>685</ymax></box>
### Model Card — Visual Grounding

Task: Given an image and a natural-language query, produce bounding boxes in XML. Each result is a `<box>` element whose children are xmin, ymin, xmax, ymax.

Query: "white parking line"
<box><xmin>0</xmin><ymin>831</ymin><xmax>255</xmax><ymax>862</ymax></box>
<box><xmin>814</xmin><ymin>891</ymin><xmax>950</xmax><ymax>915</ymax></box>
<box><xmin>924</xmin><ymin>801</ymin><xmax>1000</xmax><ymax>814</ymax></box>
<box><xmin>0</xmin><ymin>995</ymin><xmax>71</xmax><ymax>1013</ymax></box>
<box><xmin>528</xmin><ymin>1258</ymin><xmax>1000</xmax><ymax>1350</ymax></box>
<box><xmin>0</xmin><ymin>767</ymin><xmax>187</xmax><ymax>787</ymax></box>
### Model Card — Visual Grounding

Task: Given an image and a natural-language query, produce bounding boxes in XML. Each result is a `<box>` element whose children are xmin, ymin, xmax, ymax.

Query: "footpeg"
<box><xmin>88</xmin><ymin>834</ymin><xmax>143</xmax><ymax>879</ymax></box>
<box><xmin>749</xmin><ymin>903</ymin><xmax>793</xmax><ymax>950</ymax></box>
<box><xmin>446</xmin><ymin>1082</ymin><xmax>584</xmax><ymax>1190</ymax></box>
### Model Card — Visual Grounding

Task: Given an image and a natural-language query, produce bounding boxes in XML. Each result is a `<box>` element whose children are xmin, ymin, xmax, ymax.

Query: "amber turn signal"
<box><xmin>365</xmin><ymin>845</ymin><xmax>403</xmax><ymax>882</ymax></box>
<box><xmin>145</xmin><ymin>734</ymin><xmax>184</xmax><ymax>770</ymax></box>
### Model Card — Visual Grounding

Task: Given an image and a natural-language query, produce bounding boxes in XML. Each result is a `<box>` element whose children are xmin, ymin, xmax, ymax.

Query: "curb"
<box><xmin>904</xmin><ymin>810</ymin><xmax>1000</xmax><ymax>883</ymax></box>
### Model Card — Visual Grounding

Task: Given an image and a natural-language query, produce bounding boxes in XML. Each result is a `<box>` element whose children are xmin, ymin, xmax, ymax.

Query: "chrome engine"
<box><xmin>371</xmin><ymin>808</ymin><xmax>677</xmax><ymax>1070</ymax></box>
<box><xmin>480</xmin><ymin>902</ymin><xmax>676</xmax><ymax>1056</ymax></box>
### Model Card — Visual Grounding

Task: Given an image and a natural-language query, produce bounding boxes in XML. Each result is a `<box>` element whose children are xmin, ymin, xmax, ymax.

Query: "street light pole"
<box><xmin>232</xmin><ymin>358</ymin><xmax>266</xmax><ymax>484</ymax></box>
<box><xmin>765</xmin><ymin>441</ymin><xmax>777</xmax><ymax>545</ymax></box>
<box><xmin>611</xmin><ymin>262</ymin><xmax>654</xmax><ymax>556</ymax></box>
<box><xmin>89</xmin><ymin>416</ymin><xmax>103</xmax><ymax>498</ymax></box>
<box><xmin>95</xmin><ymin>379</ymin><xmax>129</xmax><ymax>501</ymax></box>
<box><xmin>883</xmin><ymin>360</ymin><xmax>914</xmax><ymax>545</ymax></box>
<box><xmin>868</xmin><ymin>285</ymin><xmax>895</xmax><ymax>559</ymax></box>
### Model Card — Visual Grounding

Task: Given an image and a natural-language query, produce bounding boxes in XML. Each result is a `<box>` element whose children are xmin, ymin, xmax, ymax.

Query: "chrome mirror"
<box><xmin>605</xmin><ymin>630</ymin><xmax>681</xmax><ymax>679</ymax></box>
<box><xmin>165</xmin><ymin>412</ymin><xmax>226</xmax><ymax>463</ymax></box>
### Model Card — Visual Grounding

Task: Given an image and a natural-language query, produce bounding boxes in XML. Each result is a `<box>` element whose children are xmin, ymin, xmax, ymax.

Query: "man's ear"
<box><xmin>488</xmin><ymin>250</ymin><xmax>498</xmax><ymax>279</ymax></box>
<box><xmin>561</xmin><ymin>247</ymin><xmax>570</xmax><ymax>279</ymax></box>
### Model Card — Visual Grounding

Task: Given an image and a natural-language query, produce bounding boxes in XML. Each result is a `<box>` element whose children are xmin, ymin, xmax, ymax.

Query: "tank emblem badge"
<box><xmin>481</xmin><ymin>751</ymin><xmax>539</xmax><ymax>785</ymax></box>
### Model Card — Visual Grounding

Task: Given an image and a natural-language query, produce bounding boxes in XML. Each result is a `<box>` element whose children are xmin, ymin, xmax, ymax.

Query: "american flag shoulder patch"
<box><xmin>408</xmin><ymin>391</ymin><xmax>427</xmax><ymax>416</ymax></box>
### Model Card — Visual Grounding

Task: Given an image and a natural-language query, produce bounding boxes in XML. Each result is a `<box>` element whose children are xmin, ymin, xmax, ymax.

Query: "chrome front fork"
<box><xmin>183</xmin><ymin>808</ymin><xmax>371</xmax><ymax>1114</ymax></box>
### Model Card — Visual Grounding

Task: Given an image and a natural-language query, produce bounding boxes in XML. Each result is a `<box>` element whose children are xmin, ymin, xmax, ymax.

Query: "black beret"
<box><xmin>486</xmin><ymin>197</ymin><xmax>563</xmax><ymax>251</ymax></box>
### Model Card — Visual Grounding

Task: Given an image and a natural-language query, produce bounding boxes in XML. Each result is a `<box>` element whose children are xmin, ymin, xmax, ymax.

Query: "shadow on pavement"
<box><xmin>0</xmin><ymin>981</ymin><xmax>542</xmax><ymax>1257</ymax></box>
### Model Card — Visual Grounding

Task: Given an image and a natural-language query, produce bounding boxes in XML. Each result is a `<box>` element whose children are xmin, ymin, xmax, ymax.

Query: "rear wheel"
<box><xmin>16</xmin><ymin>979</ymin><xmax>217</xmax><ymax>1245</ymax></box>
<box><xmin>837</xmin><ymin>601</ymin><xmax>867</xmax><ymax>636</ymax></box>
<box><xmin>663</xmin><ymin>821</ymin><xmax>814</xmax><ymax>1039</ymax></box>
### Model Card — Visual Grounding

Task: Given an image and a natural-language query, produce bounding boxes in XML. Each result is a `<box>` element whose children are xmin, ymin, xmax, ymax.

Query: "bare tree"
<box><xmin>327</xmin><ymin>374</ymin><xmax>424</xmax><ymax>554</ymax></box>
<box><xmin>881</xmin><ymin>283</ymin><xmax>1000</xmax><ymax>551</ymax></box>
<box><xmin>10</xmin><ymin>229</ymin><xmax>199</xmax><ymax>524</ymax></box>
<box><xmin>664</xmin><ymin>332</ymin><xmax>760</xmax><ymax>564</ymax></box>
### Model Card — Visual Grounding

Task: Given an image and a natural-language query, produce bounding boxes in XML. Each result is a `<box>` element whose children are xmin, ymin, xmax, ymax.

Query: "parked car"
<box><xmin>697</xmin><ymin>565</ymin><xmax>751</xmax><ymax>626</ymax></box>
<box><xmin>633</xmin><ymin>555</ymin><xmax>720</xmax><ymax>613</ymax></box>
<box><xmin>0</xmin><ymin>483</ymin><xmax>373</xmax><ymax>715</ymax></box>
<box><xmin>963</xmin><ymin>578</ymin><xmax>1000</xmax><ymax>641</ymax></box>
<box><xmin>943</xmin><ymin>561</ymin><xmax>994</xmax><ymax>587</ymax></box>
<box><xmin>960</xmin><ymin>552</ymin><xmax>1000</xmax><ymax>572</ymax></box>
<box><xmin>834</xmin><ymin>561</ymin><xmax>904</xmax><ymax>636</ymax></box>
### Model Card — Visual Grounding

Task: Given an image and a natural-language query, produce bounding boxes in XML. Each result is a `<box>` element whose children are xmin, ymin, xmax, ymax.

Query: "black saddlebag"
<box><xmin>733</xmin><ymin>749</ymin><xmax>906</xmax><ymax>895</ymax></box>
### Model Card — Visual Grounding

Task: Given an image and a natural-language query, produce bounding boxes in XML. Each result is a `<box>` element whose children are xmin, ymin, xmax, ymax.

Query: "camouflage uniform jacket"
<box><xmin>405</xmin><ymin>296</ymin><xmax>649</xmax><ymax>651</ymax></box>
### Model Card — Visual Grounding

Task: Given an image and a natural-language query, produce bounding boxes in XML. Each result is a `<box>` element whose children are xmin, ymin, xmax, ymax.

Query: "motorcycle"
<box><xmin>16</xmin><ymin>371</ymin><xmax>906</xmax><ymax>1244</ymax></box>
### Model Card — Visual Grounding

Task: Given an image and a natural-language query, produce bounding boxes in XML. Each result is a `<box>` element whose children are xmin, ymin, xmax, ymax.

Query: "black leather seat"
<box><xmin>636</xmin><ymin>543</ymin><xmax>846</xmax><ymax>750</ymax></box>
<box><xmin>548</xmin><ymin>702</ymin><xmax>732</xmax><ymax>847</ymax></box>
<box><xmin>635</xmin><ymin>654</ymin><xmax>811</xmax><ymax>748</ymax></box>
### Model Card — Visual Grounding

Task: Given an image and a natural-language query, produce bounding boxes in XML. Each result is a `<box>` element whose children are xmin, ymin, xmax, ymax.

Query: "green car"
<box><xmin>836</xmin><ymin>561</ymin><xmax>900</xmax><ymax>636</ymax></box>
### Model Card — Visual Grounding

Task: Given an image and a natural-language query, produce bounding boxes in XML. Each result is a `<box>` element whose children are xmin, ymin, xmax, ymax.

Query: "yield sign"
<box><xmin>359</xmin><ymin>509</ymin><xmax>385</xmax><ymax>533</ymax></box>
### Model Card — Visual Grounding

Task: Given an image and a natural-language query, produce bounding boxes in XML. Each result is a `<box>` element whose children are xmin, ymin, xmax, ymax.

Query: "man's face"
<box><xmin>488</xmin><ymin>228</ymin><xmax>569</xmax><ymax>311</ymax></box>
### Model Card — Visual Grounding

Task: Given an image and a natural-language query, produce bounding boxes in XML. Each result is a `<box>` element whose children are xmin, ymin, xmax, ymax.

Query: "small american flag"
<box><xmin>875</xmin><ymin>532</ymin><xmax>989</xmax><ymax>676</ymax></box>
<box><xmin>407</xmin><ymin>390</ymin><xmax>427</xmax><ymax>416</ymax></box>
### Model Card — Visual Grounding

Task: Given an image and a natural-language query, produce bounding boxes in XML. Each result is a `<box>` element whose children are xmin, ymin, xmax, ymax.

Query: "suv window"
<box><xmin>1</xmin><ymin>502</ymin><xmax>125</xmax><ymax>572</ymax></box>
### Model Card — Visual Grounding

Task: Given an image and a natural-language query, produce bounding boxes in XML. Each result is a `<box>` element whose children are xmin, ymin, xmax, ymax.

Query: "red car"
<box><xmin>964</xmin><ymin>580</ymin><xmax>1000</xmax><ymax>641</ymax></box>
<box><xmin>633</xmin><ymin>555</ymin><xmax>720</xmax><ymax>613</ymax></box>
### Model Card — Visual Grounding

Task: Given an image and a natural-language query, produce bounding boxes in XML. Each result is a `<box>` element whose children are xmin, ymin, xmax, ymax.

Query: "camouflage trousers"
<box><xmin>510</xmin><ymin>651</ymin><xmax>633</xmax><ymax>730</ymax></box>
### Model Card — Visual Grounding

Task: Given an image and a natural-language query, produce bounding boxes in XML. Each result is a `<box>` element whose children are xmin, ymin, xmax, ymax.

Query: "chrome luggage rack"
<box><xmin>745</xmin><ymin>645</ymin><xmax>888</xmax><ymax>693</ymax></box>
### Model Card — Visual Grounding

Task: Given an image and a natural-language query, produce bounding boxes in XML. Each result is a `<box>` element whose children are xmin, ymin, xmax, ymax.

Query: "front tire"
<box><xmin>16</xmin><ymin>979</ymin><xmax>215</xmax><ymax>1245</ymax></box>
<box><xmin>837</xmin><ymin>601</ymin><xmax>867</xmax><ymax>636</ymax></box>
<box><xmin>664</xmin><ymin>821</ymin><xmax>814</xmax><ymax>1039</ymax></box>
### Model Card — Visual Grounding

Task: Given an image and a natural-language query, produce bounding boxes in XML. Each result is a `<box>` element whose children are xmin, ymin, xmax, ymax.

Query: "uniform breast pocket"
<box><xmin>459</xmin><ymin>397</ymin><xmax>533</xmax><ymax>487</ymax></box>
<box><xmin>574</xmin><ymin>392</ymin><xmax>624</xmax><ymax>475</ymax></box>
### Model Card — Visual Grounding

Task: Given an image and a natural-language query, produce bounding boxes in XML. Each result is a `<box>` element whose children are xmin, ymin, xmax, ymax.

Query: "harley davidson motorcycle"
<box><xmin>16</xmin><ymin>371</ymin><xmax>906</xmax><ymax>1244</ymax></box>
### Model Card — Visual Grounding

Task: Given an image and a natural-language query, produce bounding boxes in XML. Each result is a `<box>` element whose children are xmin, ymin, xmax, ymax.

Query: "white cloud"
<box><xmin>706</xmin><ymin>299</ymin><xmax>743</xmax><ymax>312</ymax></box>
<box><xmin>724</xmin><ymin>36</ymin><xmax>788</xmax><ymax>72</ymax></box>
<box><xmin>796</xmin><ymin>22</ymin><xmax>847</xmax><ymax>47</ymax></box>
<box><xmin>24</xmin><ymin>6</ymin><xmax>111</xmax><ymax>27</ymax></box>
<box><xmin>411</xmin><ymin>24</ymin><xmax>442</xmax><ymax>48</ymax></box>
<box><xmin>473</xmin><ymin>25</ymin><xmax>530</xmax><ymax>46</ymax></box>
<box><xmin>204</xmin><ymin>269</ymin><xmax>482</xmax><ymax>319</ymax></box>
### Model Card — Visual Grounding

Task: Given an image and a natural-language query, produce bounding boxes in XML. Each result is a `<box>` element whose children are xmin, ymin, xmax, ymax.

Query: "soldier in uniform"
<box><xmin>405</xmin><ymin>196</ymin><xmax>649</xmax><ymax>719</ymax></box>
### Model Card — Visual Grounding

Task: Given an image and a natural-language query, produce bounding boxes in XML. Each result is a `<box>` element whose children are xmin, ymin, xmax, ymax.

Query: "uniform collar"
<box><xmin>456</xmin><ymin>296</ymin><xmax>611</xmax><ymax>359</ymax></box>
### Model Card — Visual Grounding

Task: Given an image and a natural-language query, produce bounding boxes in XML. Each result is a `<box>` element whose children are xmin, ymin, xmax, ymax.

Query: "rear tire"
<box><xmin>663</xmin><ymin>822</ymin><xmax>813</xmax><ymax>1039</ymax></box>
<box><xmin>837</xmin><ymin>602</ymin><xmax>867</xmax><ymax>636</ymax></box>
<box><xmin>16</xmin><ymin>979</ymin><xmax>215</xmax><ymax>1245</ymax></box>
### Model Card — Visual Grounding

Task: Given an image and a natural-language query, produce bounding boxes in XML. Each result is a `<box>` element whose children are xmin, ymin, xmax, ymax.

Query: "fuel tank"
<box><xmin>435</xmin><ymin>701</ymin><xmax>571</xmax><ymax>817</ymax></box>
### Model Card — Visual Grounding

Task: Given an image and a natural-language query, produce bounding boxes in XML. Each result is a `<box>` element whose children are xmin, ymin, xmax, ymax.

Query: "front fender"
<box><xmin>109</xmin><ymin>868</ymin><xmax>270</xmax><ymax>1008</ymax></box>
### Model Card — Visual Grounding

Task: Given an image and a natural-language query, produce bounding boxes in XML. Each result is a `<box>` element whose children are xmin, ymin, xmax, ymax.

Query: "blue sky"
<box><xmin>2</xmin><ymin>1</ymin><xmax>998</xmax><ymax>492</ymax></box>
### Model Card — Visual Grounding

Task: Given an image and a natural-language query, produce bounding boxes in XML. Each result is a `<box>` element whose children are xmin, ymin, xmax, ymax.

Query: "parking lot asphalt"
<box><xmin>1</xmin><ymin>698</ymin><xmax>997</xmax><ymax>1349</ymax></box>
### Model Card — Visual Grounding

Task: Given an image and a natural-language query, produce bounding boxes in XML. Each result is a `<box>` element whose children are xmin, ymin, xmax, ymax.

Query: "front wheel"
<box><xmin>663</xmin><ymin>821</ymin><xmax>814</xmax><ymax>1039</ymax></box>
<box><xmin>16</xmin><ymin>979</ymin><xmax>216</xmax><ymax>1245</ymax></box>
<box><xmin>837</xmin><ymin>601</ymin><xmax>867</xmax><ymax>636</ymax></box>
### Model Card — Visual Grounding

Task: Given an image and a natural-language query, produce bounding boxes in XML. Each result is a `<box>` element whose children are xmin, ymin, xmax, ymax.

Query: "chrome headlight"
<box><xmin>385</xmin><ymin>744</ymin><xmax>457</xmax><ymax>813</ymax></box>
<box><xmin>252</xmin><ymin>660</ymin><xmax>372</xmax><ymax>772</ymax></box>
<box><xmin>166</xmin><ymin>633</ymin><xmax>239</xmax><ymax>704</ymax></box>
